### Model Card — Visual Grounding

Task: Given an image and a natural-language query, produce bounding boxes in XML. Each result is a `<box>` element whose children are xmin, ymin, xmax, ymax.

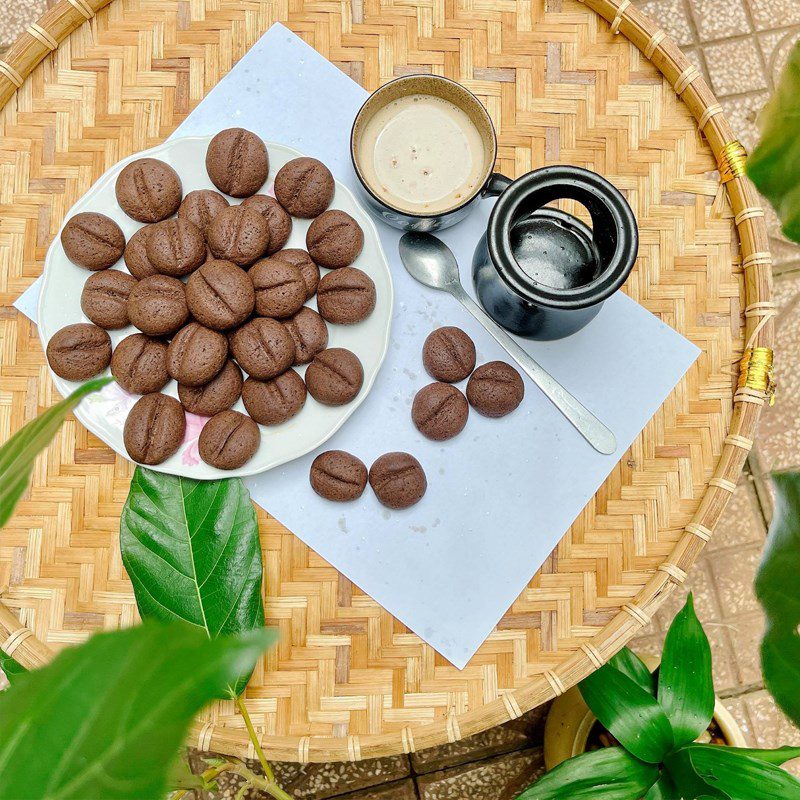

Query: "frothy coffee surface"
<box><xmin>358</xmin><ymin>94</ymin><xmax>486</xmax><ymax>214</ymax></box>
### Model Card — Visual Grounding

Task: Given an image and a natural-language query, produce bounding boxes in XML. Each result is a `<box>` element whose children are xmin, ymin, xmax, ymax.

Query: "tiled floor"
<box><xmin>2</xmin><ymin>0</ymin><xmax>800</xmax><ymax>797</ymax></box>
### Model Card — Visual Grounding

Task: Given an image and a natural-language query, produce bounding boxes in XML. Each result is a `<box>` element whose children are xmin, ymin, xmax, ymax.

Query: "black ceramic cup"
<box><xmin>350</xmin><ymin>75</ymin><xmax>509</xmax><ymax>231</ymax></box>
<box><xmin>472</xmin><ymin>166</ymin><xmax>638</xmax><ymax>340</ymax></box>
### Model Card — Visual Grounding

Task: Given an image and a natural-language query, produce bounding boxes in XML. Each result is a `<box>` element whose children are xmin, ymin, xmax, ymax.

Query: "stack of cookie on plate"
<box><xmin>46</xmin><ymin>128</ymin><xmax>376</xmax><ymax>470</ymax></box>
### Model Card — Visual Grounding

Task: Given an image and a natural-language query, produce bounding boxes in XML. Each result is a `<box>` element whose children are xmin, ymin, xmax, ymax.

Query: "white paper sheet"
<box><xmin>15</xmin><ymin>23</ymin><xmax>699</xmax><ymax>668</ymax></box>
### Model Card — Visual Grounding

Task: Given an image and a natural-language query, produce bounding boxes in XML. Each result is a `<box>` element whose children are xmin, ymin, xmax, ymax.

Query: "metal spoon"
<box><xmin>398</xmin><ymin>232</ymin><xmax>617</xmax><ymax>455</ymax></box>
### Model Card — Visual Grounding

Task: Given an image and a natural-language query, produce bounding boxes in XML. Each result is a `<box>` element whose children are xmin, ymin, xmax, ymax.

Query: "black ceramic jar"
<box><xmin>472</xmin><ymin>166</ymin><xmax>638</xmax><ymax>340</ymax></box>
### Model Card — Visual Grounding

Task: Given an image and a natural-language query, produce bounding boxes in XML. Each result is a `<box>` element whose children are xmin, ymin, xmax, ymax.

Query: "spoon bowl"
<box><xmin>398</xmin><ymin>232</ymin><xmax>462</xmax><ymax>290</ymax></box>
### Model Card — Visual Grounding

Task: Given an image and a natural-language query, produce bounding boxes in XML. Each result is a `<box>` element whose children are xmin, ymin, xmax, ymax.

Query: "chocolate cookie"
<box><xmin>145</xmin><ymin>218</ymin><xmax>206</xmax><ymax>277</ymax></box>
<box><xmin>123</xmin><ymin>393</ymin><xmax>186</xmax><ymax>465</ymax></box>
<box><xmin>422</xmin><ymin>326</ymin><xmax>476</xmax><ymax>383</ymax></box>
<box><xmin>115</xmin><ymin>158</ymin><xmax>182</xmax><ymax>223</ymax></box>
<box><xmin>309</xmin><ymin>450</ymin><xmax>368</xmax><ymax>502</ymax></box>
<box><xmin>283</xmin><ymin>307</ymin><xmax>328</xmax><ymax>365</ymax></box>
<box><xmin>178</xmin><ymin>359</ymin><xmax>243</xmax><ymax>416</ymax></box>
<box><xmin>466</xmin><ymin>361</ymin><xmax>525</xmax><ymax>418</ymax></box>
<box><xmin>316</xmin><ymin>267</ymin><xmax>376</xmax><ymax>325</ymax></box>
<box><xmin>274</xmin><ymin>157</ymin><xmax>334</xmax><ymax>218</ymax></box>
<box><xmin>306</xmin><ymin>210</ymin><xmax>364</xmax><ymax>269</ymax></box>
<box><xmin>178</xmin><ymin>189</ymin><xmax>229</xmax><ymax>237</ymax></box>
<box><xmin>46</xmin><ymin>323</ymin><xmax>112</xmax><ymax>381</ymax></box>
<box><xmin>111</xmin><ymin>333</ymin><xmax>170</xmax><ymax>395</ymax></box>
<box><xmin>80</xmin><ymin>270</ymin><xmax>138</xmax><ymax>329</ymax></box>
<box><xmin>412</xmin><ymin>382</ymin><xmax>469</xmax><ymax>441</ymax></box>
<box><xmin>127</xmin><ymin>275</ymin><xmax>189</xmax><ymax>337</ymax></box>
<box><xmin>241</xmin><ymin>370</ymin><xmax>306</xmax><ymax>425</ymax></box>
<box><xmin>275</xmin><ymin>248</ymin><xmax>320</xmax><ymax>299</ymax></box>
<box><xmin>124</xmin><ymin>226</ymin><xmax>159</xmax><ymax>279</ymax></box>
<box><xmin>229</xmin><ymin>317</ymin><xmax>296</xmax><ymax>379</ymax></box>
<box><xmin>61</xmin><ymin>212</ymin><xmax>125</xmax><ymax>271</ymax></box>
<box><xmin>207</xmin><ymin>205</ymin><xmax>270</xmax><ymax>267</ymax></box>
<box><xmin>250</xmin><ymin>257</ymin><xmax>306</xmax><ymax>318</ymax></box>
<box><xmin>305</xmin><ymin>348</ymin><xmax>363</xmax><ymax>406</ymax></box>
<box><xmin>186</xmin><ymin>259</ymin><xmax>255</xmax><ymax>330</ymax></box>
<box><xmin>166</xmin><ymin>322</ymin><xmax>228</xmax><ymax>387</ymax></box>
<box><xmin>369</xmin><ymin>452</ymin><xmax>427</xmax><ymax>510</ymax></box>
<box><xmin>206</xmin><ymin>128</ymin><xmax>269</xmax><ymax>198</ymax></box>
<box><xmin>198</xmin><ymin>410</ymin><xmax>260</xmax><ymax>470</ymax></box>
<box><xmin>241</xmin><ymin>195</ymin><xmax>292</xmax><ymax>254</ymax></box>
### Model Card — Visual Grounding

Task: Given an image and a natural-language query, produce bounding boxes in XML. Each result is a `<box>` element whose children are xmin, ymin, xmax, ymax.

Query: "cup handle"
<box><xmin>483</xmin><ymin>172</ymin><xmax>513</xmax><ymax>197</ymax></box>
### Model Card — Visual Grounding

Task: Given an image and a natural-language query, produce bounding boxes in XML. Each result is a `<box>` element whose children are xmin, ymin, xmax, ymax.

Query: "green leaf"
<box><xmin>681</xmin><ymin>744</ymin><xmax>800</xmax><ymax>800</ymax></box>
<box><xmin>658</xmin><ymin>594</ymin><xmax>715</xmax><ymax>746</ymax></box>
<box><xmin>0</xmin><ymin>648</ymin><xmax>27</xmax><ymax>686</ymax></box>
<box><xmin>0</xmin><ymin>377</ymin><xmax>112</xmax><ymax>529</ymax></box>
<box><xmin>665</xmin><ymin>748</ymin><xmax>731</xmax><ymax>799</ymax></box>
<box><xmin>0</xmin><ymin>621</ymin><xmax>276</xmax><ymax>800</ymax></box>
<box><xmin>754</xmin><ymin>471</ymin><xmax>800</xmax><ymax>728</ymax></box>
<box><xmin>580</xmin><ymin>663</ymin><xmax>674</xmax><ymax>763</ymax></box>
<box><xmin>608</xmin><ymin>647</ymin><xmax>656</xmax><ymax>695</ymax></box>
<box><xmin>719</xmin><ymin>746</ymin><xmax>800</xmax><ymax>766</ymax></box>
<box><xmin>120</xmin><ymin>467</ymin><xmax>265</xmax><ymax>696</ymax></box>
<box><xmin>747</xmin><ymin>41</ymin><xmax>800</xmax><ymax>243</ymax></box>
<box><xmin>515</xmin><ymin>747</ymin><xmax>659</xmax><ymax>799</ymax></box>
<box><xmin>644</xmin><ymin>775</ymin><xmax>677</xmax><ymax>799</ymax></box>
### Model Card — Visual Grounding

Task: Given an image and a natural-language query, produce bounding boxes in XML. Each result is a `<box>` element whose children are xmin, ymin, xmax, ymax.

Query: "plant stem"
<box><xmin>235</xmin><ymin>695</ymin><xmax>276</xmax><ymax>784</ymax></box>
<box><xmin>232</xmin><ymin>764</ymin><xmax>294</xmax><ymax>800</ymax></box>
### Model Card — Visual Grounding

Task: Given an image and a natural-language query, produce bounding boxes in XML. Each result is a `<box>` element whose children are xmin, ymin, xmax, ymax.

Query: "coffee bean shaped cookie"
<box><xmin>61</xmin><ymin>212</ymin><xmax>125</xmax><ymax>271</ymax></box>
<box><xmin>145</xmin><ymin>218</ymin><xmax>206</xmax><ymax>277</ymax></box>
<box><xmin>124</xmin><ymin>393</ymin><xmax>186</xmax><ymax>465</ymax></box>
<box><xmin>206</xmin><ymin>128</ymin><xmax>269</xmax><ymax>198</ymax></box>
<box><xmin>178</xmin><ymin>359</ymin><xmax>243</xmax><ymax>416</ymax></box>
<box><xmin>229</xmin><ymin>317</ymin><xmax>295</xmax><ymax>380</ymax></box>
<box><xmin>167</xmin><ymin>322</ymin><xmax>228</xmax><ymax>387</ymax></box>
<box><xmin>316</xmin><ymin>267</ymin><xmax>376</xmax><ymax>325</ymax></box>
<box><xmin>369</xmin><ymin>452</ymin><xmax>427</xmax><ymax>510</ymax></box>
<box><xmin>207</xmin><ymin>205</ymin><xmax>270</xmax><ymax>267</ymax></box>
<box><xmin>250</xmin><ymin>257</ymin><xmax>306</xmax><ymax>319</ymax></box>
<box><xmin>283</xmin><ymin>307</ymin><xmax>328</xmax><ymax>365</ymax></box>
<box><xmin>111</xmin><ymin>333</ymin><xmax>169</xmax><ymax>395</ymax></box>
<box><xmin>422</xmin><ymin>326</ymin><xmax>476</xmax><ymax>383</ymax></box>
<box><xmin>275</xmin><ymin>248</ymin><xmax>320</xmax><ymax>299</ymax></box>
<box><xmin>274</xmin><ymin>157</ymin><xmax>334</xmax><ymax>218</ymax></box>
<box><xmin>127</xmin><ymin>275</ymin><xmax>189</xmax><ymax>337</ymax></box>
<box><xmin>115</xmin><ymin>158</ymin><xmax>182</xmax><ymax>223</ymax></box>
<box><xmin>46</xmin><ymin>323</ymin><xmax>112</xmax><ymax>381</ymax></box>
<box><xmin>305</xmin><ymin>348</ymin><xmax>363</xmax><ymax>406</ymax></box>
<box><xmin>310</xmin><ymin>450</ymin><xmax>368</xmax><ymax>502</ymax></box>
<box><xmin>186</xmin><ymin>260</ymin><xmax>255</xmax><ymax>330</ymax></box>
<box><xmin>80</xmin><ymin>270</ymin><xmax>138</xmax><ymax>329</ymax></box>
<box><xmin>306</xmin><ymin>210</ymin><xmax>364</xmax><ymax>269</ymax></box>
<box><xmin>466</xmin><ymin>361</ymin><xmax>525</xmax><ymax>418</ymax></box>
<box><xmin>198</xmin><ymin>410</ymin><xmax>260</xmax><ymax>470</ymax></box>
<box><xmin>241</xmin><ymin>370</ymin><xmax>306</xmax><ymax>425</ymax></box>
<box><xmin>412</xmin><ymin>382</ymin><xmax>469</xmax><ymax>441</ymax></box>
<box><xmin>178</xmin><ymin>189</ymin><xmax>229</xmax><ymax>237</ymax></box>
<box><xmin>124</xmin><ymin>226</ymin><xmax>160</xmax><ymax>279</ymax></box>
<box><xmin>241</xmin><ymin>195</ymin><xmax>292</xmax><ymax>254</ymax></box>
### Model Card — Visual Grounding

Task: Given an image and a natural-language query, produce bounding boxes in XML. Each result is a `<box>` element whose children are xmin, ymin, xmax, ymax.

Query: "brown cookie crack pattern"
<box><xmin>131</xmin><ymin>163</ymin><xmax>159</xmax><ymax>219</ymax></box>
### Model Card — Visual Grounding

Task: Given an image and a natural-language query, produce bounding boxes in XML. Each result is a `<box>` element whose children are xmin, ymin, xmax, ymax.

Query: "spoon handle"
<box><xmin>453</xmin><ymin>289</ymin><xmax>617</xmax><ymax>455</ymax></box>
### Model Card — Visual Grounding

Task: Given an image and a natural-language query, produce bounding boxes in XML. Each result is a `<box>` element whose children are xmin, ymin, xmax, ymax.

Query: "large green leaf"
<box><xmin>681</xmin><ymin>744</ymin><xmax>800</xmax><ymax>800</ymax></box>
<box><xmin>580</xmin><ymin>663</ymin><xmax>674</xmax><ymax>763</ymax></box>
<box><xmin>608</xmin><ymin>647</ymin><xmax>655</xmax><ymax>696</ymax></box>
<box><xmin>747</xmin><ymin>41</ymin><xmax>800</xmax><ymax>243</ymax></box>
<box><xmin>665</xmin><ymin>748</ymin><xmax>730</xmax><ymax>799</ymax></box>
<box><xmin>0</xmin><ymin>377</ymin><xmax>111</xmax><ymax>529</ymax></box>
<box><xmin>0</xmin><ymin>622</ymin><xmax>276</xmax><ymax>799</ymax></box>
<box><xmin>754</xmin><ymin>471</ymin><xmax>800</xmax><ymax>728</ymax></box>
<box><xmin>720</xmin><ymin>746</ymin><xmax>800</xmax><ymax>766</ymax></box>
<box><xmin>515</xmin><ymin>747</ymin><xmax>659</xmax><ymax>799</ymax></box>
<box><xmin>120</xmin><ymin>467</ymin><xmax>264</xmax><ymax>696</ymax></box>
<box><xmin>643</xmin><ymin>775</ymin><xmax>677</xmax><ymax>799</ymax></box>
<box><xmin>0</xmin><ymin>648</ymin><xmax>27</xmax><ymax>686</ymax></box>
<box><xmin>658</xmin><ymin>595</ymin><xmax>715</xmax><ymax>746</ymax></box>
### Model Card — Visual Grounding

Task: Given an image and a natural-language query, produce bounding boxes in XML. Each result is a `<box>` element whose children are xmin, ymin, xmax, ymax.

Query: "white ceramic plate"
<box><xmin>38</xmin><ymin>136</ymin><xmax>394</xmax><ymax>479</ymax></box>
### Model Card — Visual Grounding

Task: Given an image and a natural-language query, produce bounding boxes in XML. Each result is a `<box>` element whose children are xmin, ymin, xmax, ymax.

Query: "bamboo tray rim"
<box><xmin>0</xmin><ymin>0</ymin><xmax>774</xmax><ymax>763</ymax></box>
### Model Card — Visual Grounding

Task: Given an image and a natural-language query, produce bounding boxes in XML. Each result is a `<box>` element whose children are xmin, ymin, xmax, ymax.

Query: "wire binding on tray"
<box><xmin>737</xmin><ymin>346</ymin><xmax>776</xmax><ymax>405</ymax></box>
<box><xmin>610</xmin><ymin>0</ymin><xmax>631</xmax><ymax>34</ymax></box>
<box><xmin>698</xmin><ymin>103</ymin><xmax>723</xmax><ymax>130</ymax></box>
<box><xmin>502</xmin><ymin>692</ymin><xmax>523</xmax><ymax>720</ymax></box>
<box><xmin>544</xmin><ymin>670</ymin><xmax>566</xmax><ymax>696</ymax></box>
<box><xmin>401</xmin><ymin>727</ymin><xmax>416</xmax><ymax>753</ymax></box>
<box><xmin>734</xmin><ymin>207</ymin><xmax>765</xmax><ymax>226</ymax></box>
<box><xmin>580</xmin><ymin>643</ymin><xmax>605</xmax><ymax>669</ymax></box>
<box><xmin>1</xmin><ymin>627</ymin><xmax>32</xmax><ymax>654</ymax></box>
<box><xmin>675</xmin><ymin>65</ymin><xmax>700</xmax><ymax>95</ymax></box>
<box><xmin>686</xmin><ymin>522</ymin><xmax>712</xmax><ymax>541</ymax></box>
<box><xmin>446</xmin><ymin>709</ymin><xmax>462</xmax><ymax>742</ymax></box>
<box><xmin>645</xmin><ymin>30</ymin><xmax>666</xmax><ymax>59</ymax></box>
<box><xmin>27</xmin><ymin>23</ymin><xmax>58</xmax><ymax>51</ymax></box>
<box><xmin>67</xmin><ymin>0</ymin><xmax>95</xmax><ymax>19</ymax></box>
<box><xmin>742</xmin><ymin>251</ymin><xmax>772</xmax><ymax>270</ymax></box>
<box><xmin>297</xmin><ymin>736</ymin><xmax>311</xmax><ymax>763</ymax></box>
<box><xmin>622</xmin><ymin>603</ymin><xmax>651</xmax><ymax>626</ymax></box>
<box><xmin>724</xmin><ymin>434</ymin><xmax>754</xmax><ymax>451</ymax></box>
<box><xmin>709</xmin><ymin>477</ymin><xmax>737</xmax><ymax>493</ymax></box>
<box><xmin>718</xmin><ymin>140</ymin><xmax>747</xmax><ymax>183</ymax></box>
<box><xmin>658</xmin><ymin>563</ymin><xmax>687</xmax><ymax>583</ymax></box>
<box><xmin>0</xmin><ymin>61</ymin><xmax>23</xmax><ymax>88</ymax></box>
<box><xmin>196</xmin><ymin>722</ymin><xmax>214</xmax><ymax>751</ymax></box>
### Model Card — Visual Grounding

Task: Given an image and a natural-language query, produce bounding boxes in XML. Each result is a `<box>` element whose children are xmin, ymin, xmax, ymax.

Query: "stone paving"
<box><xmin>2</xmin><ymin>0</ymin><xmax>800</xmax><ymax>796</ymax></box>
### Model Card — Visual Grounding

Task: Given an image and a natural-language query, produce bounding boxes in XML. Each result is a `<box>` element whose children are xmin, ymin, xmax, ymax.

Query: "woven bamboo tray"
<box><xmin>0</xmin><ymin>0</ymin><xmax>773</xmax><ymax>765</ymax></box>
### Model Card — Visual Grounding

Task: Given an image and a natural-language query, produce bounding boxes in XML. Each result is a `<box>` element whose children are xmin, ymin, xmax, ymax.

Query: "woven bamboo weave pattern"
<box><xmin>0</xmin><ymin>0</ymin><xmax>772</xmax><ymax>763</ymax></box>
